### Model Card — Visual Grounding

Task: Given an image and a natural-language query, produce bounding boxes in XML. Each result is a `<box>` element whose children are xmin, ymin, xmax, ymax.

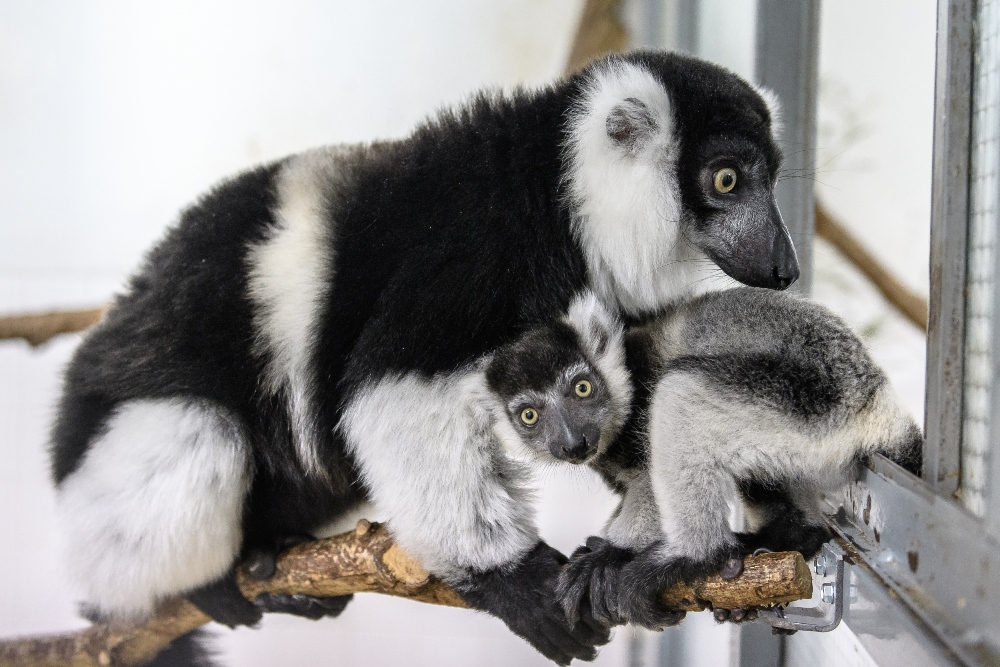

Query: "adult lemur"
<box><xmin>552</xmin><ymin>288</ymin><xmax>922</xmax><ymax>630</ymax></box>
<box><xmin>51</xmin><ymin>51</ymin><xmax>795</xmax><ymax>664</ymax></box>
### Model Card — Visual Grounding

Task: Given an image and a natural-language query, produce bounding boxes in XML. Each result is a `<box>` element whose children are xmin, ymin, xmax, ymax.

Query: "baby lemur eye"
<box><xmin>520</xmin><ymin>407</ymin><xmax>539</xmax><ymax>425</ymax></box>
<box><xmin>574</xmin><ymin>380</ymin><xmax>593</xmax><ymax>398</ymax></box>
<box><xmin>713</xmin><ymin>167</ymin><xmax>737</xmax><ymax>193</ymax></box>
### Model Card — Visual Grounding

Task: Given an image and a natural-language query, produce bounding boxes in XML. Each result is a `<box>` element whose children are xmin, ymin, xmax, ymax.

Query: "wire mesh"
<box><xmin>961</xmin><ymin>0</ymin><xmax>1000</xmax><ymax>517</ymax></box>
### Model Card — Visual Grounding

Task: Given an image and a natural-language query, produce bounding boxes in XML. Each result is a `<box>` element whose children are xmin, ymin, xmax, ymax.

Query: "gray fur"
<box><xmin>557</xmin><ymin>287</ymin><xmax>922</xmax><ymax>629</ymax></box>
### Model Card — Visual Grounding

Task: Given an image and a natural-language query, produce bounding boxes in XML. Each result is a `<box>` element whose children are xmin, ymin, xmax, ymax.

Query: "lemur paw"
<box><xmin>458</xmin><ymin>541</ymin><xmax>610</xmax><ymax>666</ymax></box>
<box><xmin>558</xmin><ymin>538</ymin><xmax>687</xmax><ymax>631</ymax></box>
<box><xmin>557</xmin><ymin>536</ymin><xmax>634</xmax><ymax>628</ymax></box>
<box><xmin>736</xmin><ymin>523</ymin><xmax>831</xmax><ymax>559</ymax></box>
<box><xmin>254</xmin><ymin>592</ymin><xmax>354</xmax><ymax>620</ymax></box>
<box><xmin>240</xmin><ymin>535</ymin><xmax>355</xmax><ymax>621</ymax></box>
<box><xmin>187</xmin><ymin>572</ymin><xmax>263</xmax><ymax>628</ymax></box>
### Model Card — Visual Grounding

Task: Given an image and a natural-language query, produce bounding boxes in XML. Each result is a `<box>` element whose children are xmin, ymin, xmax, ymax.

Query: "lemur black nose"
<box><xmin>561</xmin><ymin>436</ymin><xmax>590</xmax><ymax>461</ymax></box>
<box><xmin>772</xmin><ymin>265</ymin><xmax>798</xmax><ymax>291</ymax></box>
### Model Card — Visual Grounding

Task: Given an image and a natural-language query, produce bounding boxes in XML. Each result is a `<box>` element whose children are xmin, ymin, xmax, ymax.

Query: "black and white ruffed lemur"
<box><xmin>50</xmin><ymin>51</ymin><xmax>796</xmax><ymax>664</ymax></box>
<box><xmin>548</xmin><ymin>288</ymin><xmax>922</xmax><ymax>631</ymax></box>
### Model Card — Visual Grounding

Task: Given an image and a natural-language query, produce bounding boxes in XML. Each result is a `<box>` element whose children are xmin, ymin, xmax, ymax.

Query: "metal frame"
<box><xmin>754</xmin><ymin>0</ymin><xmax>821</xmax><ymax>296</ymax></box>
<box><xmin>827</xmin><ymin>457</ymin><xmax>999</xmax><ymax>664</ymax></box>
<box><xmin>923</xmin><ymin>0</ymin><xmax>974</xmax><ymax>496</ymax></box>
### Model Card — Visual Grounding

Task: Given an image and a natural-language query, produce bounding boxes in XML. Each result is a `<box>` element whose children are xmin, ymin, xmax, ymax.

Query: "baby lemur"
<box><xmin>490</xmin><ymin>289</ymin><xmax>922</xmax><ymax>631</ymax></box>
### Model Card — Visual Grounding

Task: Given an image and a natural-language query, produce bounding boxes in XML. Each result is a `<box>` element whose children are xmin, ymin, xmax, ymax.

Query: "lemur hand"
<box><xmin>188</xmin><ymin>535</ymin><xmax>353</xmax><ymax>627</ymax></box>
<box><xmin>458</xmin><ymin>541</ymin><xmax>610</xmax><ymax>665</ymax></box>
<box><xmin>558</xmin><ymin>537</ymin><xmax>687</xmax><ymax>631</ymax></box>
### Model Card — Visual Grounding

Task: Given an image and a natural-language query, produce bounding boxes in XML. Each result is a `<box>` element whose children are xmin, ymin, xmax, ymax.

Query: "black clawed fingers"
<box><xmin>719</xmin><ymin>557</ymin><xmax>744</xmax><ymax>580</ymax></box>
<box><xmin>458</xmin><ymin>541</ymin><xmax>609</xmax><ymax>665</ymax></box>
<box><xmin>254</xmin><ymin>593</ymin><xmax>354</xmax><ymax>620</ymax></box>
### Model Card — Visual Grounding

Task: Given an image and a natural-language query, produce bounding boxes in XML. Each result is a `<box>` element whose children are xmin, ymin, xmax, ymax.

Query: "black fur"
<box><xmin>558</xmin><ymin>537</ymin><xmax>688</xmax><ymax>630</ymax></box>
<box><xmin>143</xmin><ymin>630</ymin><xmax>218</xmax><ymax>667</ymax></box>
<box><xmin>457</xmin><ymin>542</ymin><xmax>610</xmax><ymax>666</ymax></box>
<box><xmin>50</xmin><ymin>51</ymin><xmax>792</xmax><ymax>660</ymax></box>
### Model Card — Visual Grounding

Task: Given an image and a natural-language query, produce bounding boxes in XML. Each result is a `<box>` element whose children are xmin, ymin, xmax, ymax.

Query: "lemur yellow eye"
<box><xmin>574</xmin><ymin>380</ymin><xmax>593</xmax><ymax>398</ymax></box>
<box><xmin>520</xmin><ymin>408</ymin><xmax>539</xmax><ymax>425</ymax></box>
<box><xmin>713</xmin><ymin>167</ymin><xmax>737</xmax><ymax>193</ymax></box>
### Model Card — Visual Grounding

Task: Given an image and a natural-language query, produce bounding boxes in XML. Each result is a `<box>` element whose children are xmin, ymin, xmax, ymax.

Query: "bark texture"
<box><xmin>0</xmin><ymin>522</ymin><xmax>811</xmax><ymax>667</ymax></box>
<box><xmin>0</xmin><ymin>307</ymin><xmax>106</xmax><ymax>347</ymax></box>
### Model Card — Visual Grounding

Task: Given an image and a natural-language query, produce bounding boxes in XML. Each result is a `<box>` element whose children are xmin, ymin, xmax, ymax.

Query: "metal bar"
<box><xmin>828</xmin><ymin>457</ymin><xmax>1000</xmax><ymax>665</ymax></box>
<box><xmin>923</xmin><ymin>0</ymin><xmax>974</xmax><ymax>496</ymax></box>
<box><xmin>753</xmin><ymin>0</ymin><xmax>821</xmax><ymax>296</ymax></box>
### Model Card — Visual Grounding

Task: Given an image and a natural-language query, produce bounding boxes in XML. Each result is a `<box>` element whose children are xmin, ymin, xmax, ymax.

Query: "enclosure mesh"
<box><xmin>961</xmin><ymin>0</ymin><xmax>1000</xmax><ymax>517</ymax></box>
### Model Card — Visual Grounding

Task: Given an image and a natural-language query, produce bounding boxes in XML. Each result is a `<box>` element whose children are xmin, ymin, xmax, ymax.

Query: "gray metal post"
<box><xmin>924</xmin><ymin>0</ymin><xmax>974</xmax><ymax>497</ymax></box>
<box><xmin>754</xmin><ymin>0</ymin><xmax>821</xmax><ymax>295</ymax></box>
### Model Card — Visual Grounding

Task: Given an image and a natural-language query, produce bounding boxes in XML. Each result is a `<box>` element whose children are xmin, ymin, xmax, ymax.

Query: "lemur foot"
<box><xmin>736</xmin><ymin>523</ymin><xmax>831</xmax><ymax>559</ymax></box>
<box><xmin>459</xmin><ymin>541</ymin><xmax>610</xmax><ymax>666</ymax></box>
<box><xmin>557</xmin><ymin>536</ymin><xmax>635</xmax><ymax>628</ymax></box>
<box><xmin>241</xmin><ymin>535</ymin><xmax>355</xmax><ymax>620</ymax></box>
<box><xmin>713</xmin><ymin>607</ymin><xmax>758</xmax><ymax>623</ymax></box>
<box><xmin>558</xmin><ymin>537</ymin><xmax>687</xmax><ymax>631</ymax></box>
<box><xmin>254</xmin><ymin>592</ymin><xmax>354</xmax><ymax>620</ymax></box>
<box><xmin>187</xmin><ymin>572</ymin><xmax>263</xmax><ymax>628</ymax></box>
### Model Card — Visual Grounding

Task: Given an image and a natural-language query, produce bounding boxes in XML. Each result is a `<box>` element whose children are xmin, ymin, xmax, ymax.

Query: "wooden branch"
<box><xmin>0</xmin><ymin>307</ymin><xmax>107</xmax><ymax>347</ymax></box>
<box><xmin>0</xmin><ymin>522</ymin><xmax>812</xmax><ymax>667</ymax></box>
<box><xmin>564</xmin><ymin>0</ymin><xmax>628</xmax><ymax>75</ymax></box>
<box><xmin>815</xmin><ymin>203</ymin><xmax>928</xmax><ymax>331</ymax></box>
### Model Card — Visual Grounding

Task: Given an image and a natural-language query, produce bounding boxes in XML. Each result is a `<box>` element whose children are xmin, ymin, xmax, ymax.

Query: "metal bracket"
<box><xmin>756</xmin><ymin>541</ymin><xmax>845</xmax><ymax>633</ymax></box>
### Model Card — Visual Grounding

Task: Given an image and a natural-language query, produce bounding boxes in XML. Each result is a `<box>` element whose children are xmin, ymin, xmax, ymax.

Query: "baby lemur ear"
<box><xmin>566</xmin><ymin>291</ymin><xmax>622</xmax><ymax>360</ymax></box>
<box><xmin>606</xmin><ymin>97</ymin><xmax>659</xmax><ymax>153</ymax></box>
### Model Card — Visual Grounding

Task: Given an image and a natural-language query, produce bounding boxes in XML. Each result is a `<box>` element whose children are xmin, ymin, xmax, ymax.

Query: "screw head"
<box><xmin>821</xmin><ymin>582</ymin><xmax>836</xmax><ymax>604</ymax></box>
<box><xmin>814</xmin><ymin>556</ymin><xmax>828</xmax><ymax>576</ymax></box>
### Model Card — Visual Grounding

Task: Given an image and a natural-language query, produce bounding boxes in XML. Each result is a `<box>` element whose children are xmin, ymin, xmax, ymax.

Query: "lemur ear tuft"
<box><xmin>566</xmin><ymin>291</ymin><xmax>622</xmax><ymax>360</ymax></box>
<box><xmin>593</xmin><ymin>325</ymin><xmax>610</xmax><ymax>357</ymax></box>
<box><xmin>606</xmin><ymin>97</ymin><xmax>659</xmax><ymax>152</ymax></box>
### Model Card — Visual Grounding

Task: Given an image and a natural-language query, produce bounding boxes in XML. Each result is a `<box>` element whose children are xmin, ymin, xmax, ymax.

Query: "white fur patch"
<box><xmin>247</xmin><ymin>146</ymin><xmax>343</xmax><ymax>476</ymax></box>
<box><xmin>565</xmin><ymin>291</ymin><xmax>633</xmax><ymax>453</ymax></box>
<box><xmin>339</xmin><ymin>370</ymin><xmax>538</xmax><ymax>580</ymax></box>
<box><xmin>56</xmin><ymin>399</ymin><xmax>250</xmax><ymax>620</ymax></box>
<box><xmin>603</xmin><ymin>469</ymin><xmax>661</xmax><ymax>551</ymax></box>
<box><xmin>753</xmin><ymin>85</ymin><xmax>783</xmax><ymax>141</ymax></box>
<box><xmin>564</xmin><ymin>60</ymin><xmax>708</xmax><ymax>316</ymax></box>
<box><xmin>646</xmin><ymin>372</ymin><xmax>913</xmax><ymax>560</ymax></box>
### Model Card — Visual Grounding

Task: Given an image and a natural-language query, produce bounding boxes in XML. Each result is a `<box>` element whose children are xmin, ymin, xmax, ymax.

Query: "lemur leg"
<box><xmin>738</xmin><ymin>481</ymin><xmax>830</xmax><ymax>558</ymax></box>
<box><xmin>57</xmin><ymin>399</ymin><xmax>256</xmax><ymax>625</ymax></box>
<box><xmin>594</xmin><ymin>373</ymin><xmax>757</xmax><ymax>629</ymax></box>
<box><xmin>341</xmin><ymin>370</ymin><xmax>606</xmax><ymax>665</ymax></box>
<box><xmin>559</xmin><ymin>469</ymin><xmax>684</xmax><ymax>630</ymax></box>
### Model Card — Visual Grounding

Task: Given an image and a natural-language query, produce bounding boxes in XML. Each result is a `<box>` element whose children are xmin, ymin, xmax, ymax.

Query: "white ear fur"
<box><xmin>565</xmin><ymin>291</ymin><xmax>633</xmax><ymax>446</ymax></box>
<box><xmin>753</xmin><ymin>85</ymin><xmax>783</xmax><ymax>141</ymax></box>
<box><xmin>566</xmin><ymin>291</ymin><xmax>622</xmax><ymax>359</ymax></box>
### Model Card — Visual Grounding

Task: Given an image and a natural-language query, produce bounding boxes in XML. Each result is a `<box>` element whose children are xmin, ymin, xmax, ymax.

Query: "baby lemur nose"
<box><xmin>561</xmin><ymin>436</ymin><xmax>591</xmax><ymax>461</ymax></box>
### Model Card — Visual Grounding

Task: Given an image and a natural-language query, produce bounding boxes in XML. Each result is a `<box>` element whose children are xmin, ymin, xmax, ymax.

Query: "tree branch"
<box><xmin>0</xmin><ymin>521</ymin><xmax>811</xmax><ymax>667</ymax></box>
<box><xmin>815</xmin><ymin>203</ymin><xmax>928</xmax><ymax>331</ymax></box>
<box><xmin>0</xmin><ymin>307</ymin><xmax>107</xmax><ymax>347</ymax></box>
<box><xmin>564</xmin><ymin>0</ymin><xmax>628</xmax><ymax>75</ymax></box>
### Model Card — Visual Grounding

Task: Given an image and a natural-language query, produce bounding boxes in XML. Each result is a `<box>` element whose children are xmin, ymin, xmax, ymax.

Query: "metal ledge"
<box><xmin>824</xmin><ymin>456</ymin><xmax>1000</xmax><ymax>665</ymax></box>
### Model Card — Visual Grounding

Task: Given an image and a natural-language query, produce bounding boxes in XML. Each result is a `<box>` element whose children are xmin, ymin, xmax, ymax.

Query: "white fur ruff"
<box><xmin>564</xmin><ymin>60</ymin><xmax>707</xmax><ymax>316</ymax></box>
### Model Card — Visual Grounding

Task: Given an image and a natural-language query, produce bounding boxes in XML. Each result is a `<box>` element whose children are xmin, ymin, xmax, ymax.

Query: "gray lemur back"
<box><xmin>556</xmin><ymin>287</ymin><xmax>923</xmax><ymax>630</ymax></box>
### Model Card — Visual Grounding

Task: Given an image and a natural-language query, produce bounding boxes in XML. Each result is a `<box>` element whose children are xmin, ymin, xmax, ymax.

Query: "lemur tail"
<box><xmin>144</xmin><ymin>629</ymin><xmax>219</xmax><ymax>667</ymax></box>
<box><xmin>884</xmin><ymin>422</ymin><xmax>923</xmax><ymax>477</ymax></box>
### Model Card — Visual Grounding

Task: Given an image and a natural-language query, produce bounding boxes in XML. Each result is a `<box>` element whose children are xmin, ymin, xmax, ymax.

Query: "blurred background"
<box><xmin>0</xmin><ymin>0</ymin><xmax>934</xmax><ymax>665</ymax></box>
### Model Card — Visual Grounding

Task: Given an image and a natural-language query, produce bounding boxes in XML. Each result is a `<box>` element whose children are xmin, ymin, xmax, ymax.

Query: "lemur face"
<box><xmin>681</xmin><ymin>133</ymin><xmax>797</xmax><ymax>291</ymax></box>
<box><xmin>566</xmin><ymin>52</ymin><xmax>799</xmax><ymax>315</ymax></box>
<box><xmin>485</xmin><ymin>323</ymin><xmax>615</xmax><ymax>464</ymax></box>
